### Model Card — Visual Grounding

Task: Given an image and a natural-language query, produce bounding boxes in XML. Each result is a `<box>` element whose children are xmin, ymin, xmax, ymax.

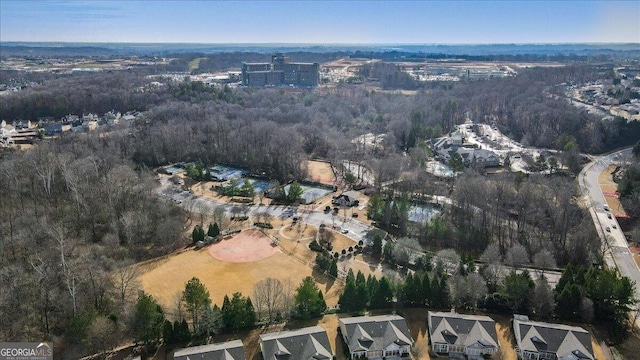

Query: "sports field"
<box><xmin>307</xmin><ymin>160</ymin><xmax>336</xmax><ymax>185</ymax></box>
<box><xmin>138</xmin><ymin>229</ymin><xmax>344</xmax><ymax>310</ymax></box>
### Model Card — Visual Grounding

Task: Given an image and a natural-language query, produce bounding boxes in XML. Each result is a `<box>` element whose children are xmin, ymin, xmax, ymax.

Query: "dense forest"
<box><xmin>2</xmin><ymin>55</ymin><xmax>640</xmax><ymax>356</ymax></box>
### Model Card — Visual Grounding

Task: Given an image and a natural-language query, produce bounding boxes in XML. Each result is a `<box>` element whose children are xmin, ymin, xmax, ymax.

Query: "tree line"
<box><xmin>0</xmin><ymin>134</ymin><xmax>185</xmax><ymax>358</ymax></box>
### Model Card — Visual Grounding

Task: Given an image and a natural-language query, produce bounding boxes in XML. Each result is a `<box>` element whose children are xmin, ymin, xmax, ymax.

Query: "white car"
<box><xmin>341</xmin><ymin>229</ymin><xmax>349</xmax><ymax>234</ymax></box>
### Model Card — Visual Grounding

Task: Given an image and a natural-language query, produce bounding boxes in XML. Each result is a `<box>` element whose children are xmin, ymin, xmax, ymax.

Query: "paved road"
<box><xmin>578</xmin><ymin>148</ymin><xmax>640</xmax><ymax>322</ymax></box>
<box><xmin>156</xmin><ymin>177</ymin><xmax>373</xmax><ymax>244</ymax></box>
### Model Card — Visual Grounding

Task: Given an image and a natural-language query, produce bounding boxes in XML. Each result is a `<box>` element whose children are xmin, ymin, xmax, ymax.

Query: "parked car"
<box><xmin>341</xmin><ymin>229</ymin><xmax>349</xmax><ymax>234</ymax></box>
<box><xmin>606</xmin><ymin>227</ymin><xmax>611</xmax><ymax>232</ymax></box>
<box><xmin>612</xmin><ymin>224</ymin><xmax>617</xmax><ymax>229</ymax></box>
<box><xmin>604</xmin><ymin>205</ymin><xmax>610</xmax><ymax>211</ymax></box>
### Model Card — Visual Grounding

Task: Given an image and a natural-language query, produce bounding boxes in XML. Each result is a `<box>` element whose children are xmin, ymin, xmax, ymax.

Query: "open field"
<box><xmin>138</xmin><ymin>231</ymin><xmax>344</xmax><ymax>309</ymax></box>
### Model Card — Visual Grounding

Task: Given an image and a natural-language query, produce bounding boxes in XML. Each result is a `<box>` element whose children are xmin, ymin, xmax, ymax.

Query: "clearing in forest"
<box><xmin>137</xmin><ymin>229</ymin><xmax>344</xmax><ymax>310</ymax></box>
<box><xmin>307</xmin><ymin>160</ymin><xmax>336</xmax><ymax>185</ymax></box>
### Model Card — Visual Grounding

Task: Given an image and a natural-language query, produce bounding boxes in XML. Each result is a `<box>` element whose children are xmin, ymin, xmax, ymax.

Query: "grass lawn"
<box><xmin>137</xmin><ymin>239</ymin><xmax>344</xmax><ymax>310</ymax></box>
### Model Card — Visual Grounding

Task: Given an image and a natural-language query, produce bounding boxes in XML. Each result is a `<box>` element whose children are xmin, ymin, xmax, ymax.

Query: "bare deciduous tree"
<box><xmin>253</xmin><ymin>278</ymin><xmax>286</xmax><ymax>324</ymax></box>
<box><xmin>114</xmin><ymin>262</ymin><xmax>140</xmax><ymax>305</ymax></box>
<box><xmin>533</xmin><ymin>249</ymin><xmax>557</xmax><ymax>270</ymax></box>
<box><xmin>530</xmin><ymin>278</ymin><xmax>555</xmax><ymax>320</ymax></box>
<box><xmin>435</xmin><ymin>249</ymin><xmax>460</xmax><ymax>275</ymax></box>
<box><xmin>480</xmin><ymin>243</ymin><xmax>502</xmax><ymax>264</ymax></box>
<box><xmin>504</xmin><ymin>243</ymin><xmax>530</xmax><ymax>269</ymax></box>
<box><xmin>466</xmin><ymin>272</ymin><xmax>488</xmax><ymax>310</ymax></box>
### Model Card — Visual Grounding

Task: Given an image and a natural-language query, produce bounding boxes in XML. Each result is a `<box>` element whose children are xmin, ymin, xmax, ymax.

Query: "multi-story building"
<box><xmin>242</xmin><ymin>53</ymin><xmax>319</xmax><ymax>87</ymax></box>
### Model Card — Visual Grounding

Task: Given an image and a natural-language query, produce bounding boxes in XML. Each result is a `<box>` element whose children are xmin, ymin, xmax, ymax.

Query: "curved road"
<box><xmin>578</xmin><ymin>148</ymin><xmax>640</xmax><ymax>322</ymax></box>
<box><xmin>157</xmin><ymin>178</ymin><xmax>373</xmax><ymax>244</ymax></box>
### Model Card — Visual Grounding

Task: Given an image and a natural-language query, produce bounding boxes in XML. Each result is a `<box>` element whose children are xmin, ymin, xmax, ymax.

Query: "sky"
<box><xmin>1</xmin><ymin>1</ymin><xmax>639</xmax><ymax>44</ymax></box>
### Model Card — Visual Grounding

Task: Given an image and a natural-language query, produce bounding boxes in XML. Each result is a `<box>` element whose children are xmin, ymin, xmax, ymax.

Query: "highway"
<box><xmin>578</xmin><ymin>147</ymin><xmax>640</xmax><ymax>325</ymax></box>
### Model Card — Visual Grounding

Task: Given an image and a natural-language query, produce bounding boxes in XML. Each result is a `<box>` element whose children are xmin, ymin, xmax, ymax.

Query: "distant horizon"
<box><xmin>3</xmin><ymin>41</ymin><xmax>639</xmax><ymax>46</ymax></box>
<box><xmin>2</xmin><ymin>1</ymin><xmax>638</xmax><ymax>44</ymax></box>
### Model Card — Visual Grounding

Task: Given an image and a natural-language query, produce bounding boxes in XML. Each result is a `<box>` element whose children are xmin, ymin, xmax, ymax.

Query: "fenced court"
<box><xmin>209</xmin><ymin>165</ymin><xmax>247</xmax><ymax>181</ymax></box>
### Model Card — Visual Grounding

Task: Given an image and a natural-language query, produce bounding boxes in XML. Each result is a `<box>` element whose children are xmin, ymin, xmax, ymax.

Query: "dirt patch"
<box><xmin>208</xmin><ymin>229</ymin><xmax>281</xmax><ymax>263</ymax></box>
<box><xmin>599</xmin><ymin>165</ymin><xmax>628</xmax><ymax>218</ymax></box>
<box><xmin>493</xmin><ymin>314</ymin><xmax>518</xmax><ymax>360</ymax></box>
<box><xmin>307</xmin><ymin>160</ymin><xmax>336</xmax><ymax>185</ymax></box>
<box><xmin>400</xmin><ymin>308</ymin><xmax>431</xmax><ymax>359</ymax></box>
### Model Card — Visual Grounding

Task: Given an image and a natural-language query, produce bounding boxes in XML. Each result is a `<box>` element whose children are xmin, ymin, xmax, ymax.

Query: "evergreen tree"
<box><xmin>192</xmin><ymin>225</ymin><xmax>205</xmax><ymax>243</ymax></box>
<box><xmin>372</xmin><ymin>234</ymin><xmax>383</xmax><ymax>258</ymax></box>
<box><xmin>346</xmin><ymin>268</ymin><xmax>355</xmax><ymax>284</ymax></box>
<box><xmin>294</xmin><ymin>277</ymin><xmax>326</xmax><ymax>319</ymax></box>
<box><xmin>356</xmin><ymin>281</ymin><xmax>369</xmax><ymax>308</ymax></box>
<box><xmin>329</xmin><ymin>259</ymin><xmax>338</xmax><ymax>277</ymax></box>
<box><xmin>182</xmin><ymin>277</ymin><xmax>211</xmax><ymax>332</ymax></box>
<box><xmin>162</xmin><ymin>320</ymin><xmax>174</xmax><ymax>345</ymax></box>
<box><xmin>180</xmin><ymin>319</ymin><xmax>191</xmax><ymax>341</ymax></box>
<box><xmin>556</xmin><ymin>283</ymin><xmax>582</xmax><ymax>319</ymax></box>
<box><xmin>199</xmin><ymin>304</ymin><xmax>223</xmax><ymax>336</ymax></box>
<box><xmin>132</xmin><ymin>292</ymin><xmax>165</xmax><ymax>346</ymax></box>
<box><xmin>355</xmin><ymin>271</ymin><xmax>366</xmax><ymax>287</ymax></box>
<box><xmin>421</xmin><ymin>274</ymin><xmax>431</xmax><ymax>306</ymax></box>
<box><xmin>221</xmin><ymin>292</ymin><xmax>256</xmax><ymax>330</ymax></box>
<box><xmin>207</xmin><ymin>223</ymin><xmax>220</xmax><ymax>237</ymax></box>
<box><xmin>371</xmin><ymin>277</ymin><xmax>394</xmax><ymax>309</ymax></box>
<box><xmin>287</xmin><ymin>181</ymin><xmax>304</xmax><ymax>203</ymax></box>
<box><xmin>366</xmin><ymin>275</ymin><xmax>378</xmax><ymax>301</ymax></box>
<box><xmin>172</xmin><ymin>319</ymin><xmax>191</xmax><ymax>343</ymax></box>
<box><xmin>438</xmin><ymin>276</ymin><xmax>450</xmax><ymax>308</ymax></box>
<box><xmin>383</xmin><ymin>240</ymin><xmax>395</xmax><ymax>263</ymax></box>
<box><xmin>402</xmin><ymin>273</ymin><xmax>416</xmax><ymax>306</ymax></box>
<box><xmin>501</xmin><ymin>270</ymin><xmax>535</xmax><ymax>312</ymax></box>
<box><xmin>339</xmin><ymin>278</ymin><xmax>360</xmax><ymax>312</ymax></box>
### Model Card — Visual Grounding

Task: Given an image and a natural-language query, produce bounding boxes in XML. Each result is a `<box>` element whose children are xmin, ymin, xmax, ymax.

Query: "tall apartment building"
<box><xmin>241</xmin><ymin>53</ymin><xmax>319</xmax><ymax>87</ymax></box>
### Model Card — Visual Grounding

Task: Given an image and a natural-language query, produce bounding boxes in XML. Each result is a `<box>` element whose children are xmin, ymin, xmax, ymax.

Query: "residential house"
<box><xmin>43</xmin><ymin>123</ymin><xmax>63</xmax><ymax>136</ymax></box>
<box><xmin>427</xmin><ymin>311</ymin><xmax>499</xmax><ymax>359</ymax></box>
<box><xmin>332</xmin><ymin>190</ymin><xmax>361</xmax><ymax>207</ymax></box>
<box><xmin>339</xmin><ymin>315</ymin><xmax>412</xmax><ymax>360</ymax></box>
<box><xmin>513</xmin><ymin>314</ymin><xmax>594</xmax><ymax>360</ymax></box>
<box><xmin>173</xmin><ymin>339</ymin><xmax>246</xmax><ymax>360</ymax></box>
<box><xmin>473</xmin><ymin>149</ymin><xmax>501</xmax><ymax>167</ymax></box>
<box><xmin>13</xmin><ymin>120</ymin><xmax>34</xmax><ymax>130</ymax></box>
<box><xmin>450</xmin><ymin>130</ymin><xmax>465</xmax><ymax>145</ymax></box>
<box><xmin>259</xmin><ymin>325</ymin><xmax>333</xmax><ymax>360</ymax></box>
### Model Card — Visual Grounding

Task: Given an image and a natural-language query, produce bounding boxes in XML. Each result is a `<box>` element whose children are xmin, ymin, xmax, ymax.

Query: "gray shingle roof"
<box><xmin>173</xmin><ymin>339</ymin><xmax>246</xmax><ymax>360</ymax></box>
<box><xmin>260</xmin><ymin>326</ymin><xmax>333</xmax><ymax>360</ymax></box>
<box><xmin>513</xmin><ymin>315</ymin><xmax>593</xmax><ymax>360</ymax></box>
<box><xmin>428</xmin><ymin>311</ymin><xmax>499</xmax><ymax>349</ymax></box>
<box><xmin>339</xmin><ymin>315</ymin><xmax>412</xmax><ymax>354</ymax></box>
